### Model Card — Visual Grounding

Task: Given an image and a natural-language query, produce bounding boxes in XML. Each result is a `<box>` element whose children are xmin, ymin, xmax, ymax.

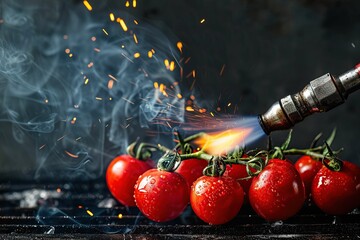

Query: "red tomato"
<box><xmin>175</xmin><ymin>158</ymin><xmax>208</xmax><ymax>190</ymax></box>
<box><xmin>311</xmin><ymin>161</ymin><xmax>360</xmax><ymax>215</ymax></box>
<box><xmin>106</xmin><ymin>155</ymin><xmax>153</xmax><ymax>206</ymax></box>
<box><xmin>134</xmin><ymin>169</ymin><xmax>189</xmax><ymax>222</ymax></box>
<box><xmin>223</xmin><ymin>163</ymin><xmax>253</xmax><ymax>201</ymax></box>
<box><xmin>294</xmin><ymin>155</ymin><xmax>323</xmax><ymax>197</ymax></box>
<box><xmin>249</xmin><ymin>159</ymin><xmax>306</xmax><ymax>221</ymax></box>
<box><xmin>190</xmin><ymin>176</ymin><xmax>244</xmax><ymax>225</ymax></box>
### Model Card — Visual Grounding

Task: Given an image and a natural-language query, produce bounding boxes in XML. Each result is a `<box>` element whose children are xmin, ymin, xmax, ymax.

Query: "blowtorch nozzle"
<box><xmin>259</xmin><ymin>64</ymin><xmax>360</xmax><ymax>135</ymax></box>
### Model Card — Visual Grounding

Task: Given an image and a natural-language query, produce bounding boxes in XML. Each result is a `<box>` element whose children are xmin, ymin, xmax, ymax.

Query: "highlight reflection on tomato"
<box><xmin>249</xmin><ymin>159</ymin><xmax>306</xmax><ymax>221</ymax></box>
<box><xmin>134</xmin><ymin>169</ymin><xmax>189</xmax><ymax>222</ymax></box>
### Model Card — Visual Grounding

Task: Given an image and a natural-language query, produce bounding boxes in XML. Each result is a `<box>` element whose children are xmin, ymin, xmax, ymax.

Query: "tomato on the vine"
<box><xmin>249</xmin><ymin>159</ymin><xmax>306</xmax><ymax>222</ymax></box>
<box><xmin>134</xmin><ymin>169</ymin><xmax>189</xmax><ymax>222</ymax></box>
<box><xmin>223</xmin><ymin>163</ymin><xmax>253</xmax><ymax>202</ymax></box>
<box><xmin>176</xmin><ymin>158</ymin><xmax>208</xmax><ymax>190</ymax></box>
<box><xmin>311</xmin><ymin>160</ymin><xmax>360</xmax><ymax>215</ymax></box>
<box><xmin>106</xmin><ymin>155</ymin><xmax>153</xmax><ymax>206</ymax></box>
<box><xmin>190</xmin><ymin>176</ymin><xmax>244</xmax><ymax>225</ymax></box>
<box><xmin>294</xmin><ymin>155</ymin><xmax>323</xmax><ymax>197</ymax></box>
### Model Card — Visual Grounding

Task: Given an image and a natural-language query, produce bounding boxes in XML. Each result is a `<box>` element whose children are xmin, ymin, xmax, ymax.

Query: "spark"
<box><xmin>200</xmin><ymin>18</ymin><xmax>206</xmax><ymax>24</ymax></box>
<box><xmin>65</xmin><ymin>150</ymin><xmax>79</xmax><ymax>158</ymax></box>
<box><xmin>227</xmin><ymin>102</ymin><xmax>232</xmax><ymax>107</ymax></box>
<box><xmin>76</xmin><ymin>137</ymin><xmax>82</xmax><ymax>141</ymax></box>
<box><xmin>186</xmin><ymin>106</ymin><xmax>195</xmax><ymax>112</ymax></box>
<box><xmin>199</xmin><ymin>108</ymin><xmax>207</xmax><ymax>113</ymax></box>
<box><xmin>351</xmin><ymin>43</ymin><xmax>356</xmax><ymax>48</ymax></box>
<box><xmin>220</xmin><ymin>64</ymin><xmax>226</xmax><ymax>76</ymax></box>
<box><xmin>117</xmin><ymin>18</ymin><xmax>128</xmax><ymax>32</ymax></box>
<box><xmin>190</xmin><ymin>79</ymin><xmax>196</xmax><ymax>90</ymax></box>
<box><xmin>109</xmin><ymin>97</ymin><xmax>112</xmax><ymax>101</ymax></box>
<box><xmin>186</xmin><ymin>71</ymin><xmax>193</xmax><ymax>78</ymax></box>
<box><xmin>94</xmin><ymin>48</ymin><xmax>101</xmax><ymax>52</ymax></box>
<box><xmin>151</xmin><ymin>49</ymin><xmax>155</xmax><ymax>53</ymax></box>
<box><xmin>44</xmin><ymin>99</ymin><xmax>49</xmax><ymax>103</ymax></box>
<box><xmin>108</xmin><ymin>79</ymin><xmax>114</xmax><ymax>89</ymax></box>
<box><xmin>96</xmin><ymin>97</ymin><xmax>103</xmax><ymax>100</ymax></box>
<box><xmin>148</xmin><ymin>50</ymin><xmax>153</xmax><ymax>58</ymax></box>
<box><xmin>121</xmin><ymin>52</ymin><xmax>134</xmax><ymax>63</ymax></box>
<box><xmin>86</xmin><ymin>210</ymin><xmax>94</xmax><ymax>217</ymax></box>
<box><xmin>69</xmin><ymin>53</ymin><xmax>73</xmax><ymax>58</ymax></box>
<box><xmin>71</xmin><ymin>117</ymin><xmax>77</xmax><ymax>124</ymax></box>
<box><xmin>164</xmin><ymin>59</ymin><xmax>170</xmax><ymax>69</ymax></box>
<box><xmin>217</xmin><ymin>107</ymin><xmax>221</xmax><ymax>111</ymax></box>
<box><xmin>56</xmin><ymin>188</ymin><xmax>61</xmax><ymax>193</ymax></box>
<box><xmin>102</xmin><ymin>28</ymin><xmax>109</xmax><ymax>35</ymax></box>
<box><xmin>169</xmin><ymin>61</ymin><xmax>175</xmax><ymax>71</ymax></box>
<box><xmin>57</xmin><ymin>135</ymin><xmax>65</xmax><ymax>141</ymax></box>
<box><xmin>65</xmin><ymin>48</ymin><xmax>70</xmax><ymax>54</ymax></box>
<box><xmin>84</xmin><ymin>78</ymin><xmax>89</xmax><ymax>84</ymax></box>
<box><xmin>109</xmin><ymin>13</ymin><xmax>115</xmax><ymax>21</ymax></box>
<box><xmin>87</xmin><ymin>62</ymin><xmax>93</xmax><ymax>68</ymax></box>
<box><xmin>134</xmin><ymin>52</ymin><xmax>140</xmax><ymax>58</ymax></box>
<box><xmin>210</xmin><ymin>112</ymin><xmax>214</xmax><ymax>117</ymax></box>
<box><xmin>118</xmin><ymin>213</ymin><xmax>123</xmax><ymax>219</ymax></box>
<box><xmin>108</xmin><ymin>74</ymin><xmax>117</xmax><ymax>81</ymax></box>
<box><xmin>83</xmin><ymin>0</ymin><xmax>92</xmax><ymax>11</ymax></box>
<box><xmin>159</xmin><ymin>83</ymin><xmax>165</xmax><ymax>93</ymax></box>
<box><xmin>133</xmin><ymin>33</ymin><xmax>138</xmax><ymax>44</ymax></box>
<box><xmin>91</xmin><ymin>36</ymin><xmax>96</xmax><ymax>41</ymax></box>
<box><xmin>177</xmin><ymin>93</ymin><xmax>182</xmax><ymax>99</ymax></box>
<box><xmin>134</xmin><ymin>20</ymin><xmax>139</xmax><ymax>25</ymax></box>
<box><xmin>166</xmin><ymin>122</ymin><xmax>172</xmax><ymax>128</ymax></box>
<box><xmin>39</xmin><ymin>144</ymin><xmax>46</xmax><ymax>150</ymax></box>
<box><xmin>133</xmin><ymin>0</ymin><xmax>137</xmax><ymax>8</ymax></box>
<box><xmin>177</xmin><ymin>41</ymin><xmax>183</xmax><ymax>53</ymax></box>
<box><xmin>154</xmin><ymin>82</ymin><xmax>159</xmax><ymax>88</ymax></box>
<box><xmin>125</xmin><ymin>1</ymin><xmax>130</xmax><ymax>7</ymax></box>
<box><xmin>122</xmin><ymin>97</ymin><xmax>135</xmax><ymax>104</ymax></box>
<box><xmin>192</xmin><ymin>70</ymin><xmax>196</xmax><ymax>78</ymax></box>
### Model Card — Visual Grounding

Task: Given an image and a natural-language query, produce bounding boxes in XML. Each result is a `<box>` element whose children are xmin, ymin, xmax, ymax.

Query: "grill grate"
<box><xmin>0</xmin><ymin>182</ymin><xmax>359</xmax><ymax>239</ymax></box>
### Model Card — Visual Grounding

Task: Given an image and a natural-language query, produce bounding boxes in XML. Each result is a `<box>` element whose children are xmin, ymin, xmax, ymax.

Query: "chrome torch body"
<box><xmin>259</xmin><ymin>64</ymin><xmax>360</xmax><ymax>134</ymax></box>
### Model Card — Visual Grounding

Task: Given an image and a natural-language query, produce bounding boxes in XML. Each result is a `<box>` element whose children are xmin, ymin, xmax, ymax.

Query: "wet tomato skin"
<box><xmin>176</xmin><ymin>158</ymin><xmax>208</xmax><ymax>190</ymax></box>
<box><xmin>190</xmin><ymin>176</ymin><xmax>244</xmax><ymax>225</ymax></box>
<box><xmin>134</xmin><ymin>169</ymin><xmax>189</xmax><ymax>222</ymax></box>
<box><xmin>294</xmin><ymin>155</ymin><xmax>323</xmax><ymax>197</ymax></box>
<box><xmin>223</xmin><ymin>163</ymin><xmax>253</xmax><ymax>201</ymax></box>
<box><xmin>106</xmin><ymin>155</ymin><xmax>153</xmax><ymax>206</ymax></box>
<box><xmin>311</xmin><ymin>161</ymin><xmax>360</xmax><ymax>215</ymax></box>
<box><xmin>249</xmin><ymin>159</ymin><xmax>306</xmax><ymax>222</ymax></box>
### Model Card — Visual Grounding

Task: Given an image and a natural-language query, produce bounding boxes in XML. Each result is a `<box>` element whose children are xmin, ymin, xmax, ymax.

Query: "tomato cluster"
<box><xmin>106</xmin><ymin>140</ymin><xmax>360</xmax><ymax>225</ymax></box>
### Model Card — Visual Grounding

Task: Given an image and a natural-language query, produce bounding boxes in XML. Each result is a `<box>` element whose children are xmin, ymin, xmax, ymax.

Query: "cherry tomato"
<box><xmin>190</xmin><ymin>176</ymin><xmax>244</xmax><ymax>225</ymax></box>
<box><xmin>311</xmin><ymin>161</ymin><xmax>360</xmax><ymax>215</ymax></box>
<box><xmin>223</xmin><ymin>163</ymin><xmax>253</xmax><ymax>202</ymax></box>
<box><xmin>134</xmin><ymin>169</ymin><xmax>189</xmax><ymax>222</ymax></box>
<box><xmin>106</xmin><ymin>155</ymin><xmax>153</xmax><ymax>206</ymax></box>
<box><xmin>294</xmin><ymin>155</ymin><xmax>323</xmax><ymax>197</ymax></box>
<box><xmin>176</xmin><ymin>158</ymin><xmax>208</xmax><ymax>190</ymax></box>
<box><xmin>249</xmin><ymin>159</ymin><xmax>306</xmax><ymax>221</ymax></box>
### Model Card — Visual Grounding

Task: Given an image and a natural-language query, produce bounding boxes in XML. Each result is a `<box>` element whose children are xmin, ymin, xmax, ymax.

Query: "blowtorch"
<box><xmin>259</xmin><ymin>64</ymin><xmax>360</xmax><ymax>134</ymax></box>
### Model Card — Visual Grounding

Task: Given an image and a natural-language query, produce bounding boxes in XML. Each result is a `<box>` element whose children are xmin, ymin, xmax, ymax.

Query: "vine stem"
<box><xmin>283</xmin><ymin>147</ymin><xmax>325</xmax><ymax>159</ymax></box>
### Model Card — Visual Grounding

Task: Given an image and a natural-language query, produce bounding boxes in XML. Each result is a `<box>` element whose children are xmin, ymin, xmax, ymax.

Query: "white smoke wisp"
<box><xmin>0</xmin><ymin>1</ymin><xmax>184</xmax><ymax>180</ymax></box>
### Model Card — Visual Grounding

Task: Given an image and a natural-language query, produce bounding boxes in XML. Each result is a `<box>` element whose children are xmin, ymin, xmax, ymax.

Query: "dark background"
<box><xmin>0</xmin><ymin>0</ymin><xmax>360</xmax><ymax>181</ymax></box>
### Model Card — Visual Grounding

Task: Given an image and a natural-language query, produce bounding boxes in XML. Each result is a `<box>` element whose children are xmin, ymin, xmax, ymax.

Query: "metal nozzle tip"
<box><xmin>258</xmin><ymin>115</ymin><xmax>270</xmax><ymax>135</ymax></box>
